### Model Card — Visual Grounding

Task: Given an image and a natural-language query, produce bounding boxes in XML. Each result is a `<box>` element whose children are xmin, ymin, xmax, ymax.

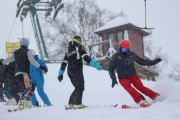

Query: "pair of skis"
<box><xmin>65</xmin><ymin>104</ymin><xmax>118</xmax><ymax>110</ymax></box>
<box><xmin>64</xmin><ymin>104</ymin><xmax>145</xmax><ymax>110</ymax></box>
<box><xmin>121</xmin><ymin>104</ymin><xmax>146</xmax><ymax>109</ymax></box>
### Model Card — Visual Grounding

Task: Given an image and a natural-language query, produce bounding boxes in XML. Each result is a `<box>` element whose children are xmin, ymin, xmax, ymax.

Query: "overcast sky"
<box><xmin>0</xmin><ymin>0</ymin><xmax>180</xmax><ymax>64</ymax></box>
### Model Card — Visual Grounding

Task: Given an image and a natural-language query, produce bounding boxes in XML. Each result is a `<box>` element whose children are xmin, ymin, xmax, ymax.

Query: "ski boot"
<box><xmin>24</xmin><ymin>100</ymin><xmax>32</xmax><ymax>109</ymax></box>
<box><xmin>6</xmin><ymin>98</ymin><xmax>17</xmax><ymax>105</ymax></box>
<box><xmin>140</xmin><ymin>103</ymin><xmax>150</xmax><ymax>108</ymax></box>
<box><xmin>139</xmin><ymin>100</ymin><xmax>150</xmax><ymax>108</ymax></box>
<box><xmin>0</xmin><ymin>97</ymin><xmax>6</xmax><ymax>102</ymax></box>
<box><xmin>69</xmin><ymin>104</ymin><xmax>88</xmax><ymax>109</ymax></box>
<box><xmin>17</xmin><ymin>100</ymin><xmax>25</xmax><ymax>110</ymax></box>
<box><xmin>32</xmin><ymin>101</ymin><xmax>41</xmax><ymax>107</ymax></box>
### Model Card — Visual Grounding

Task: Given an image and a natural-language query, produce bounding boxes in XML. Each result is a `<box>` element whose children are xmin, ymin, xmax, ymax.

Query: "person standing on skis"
<box><xmin>108</xmin><ymin>40</ymin><xmax>161</xmax><ymax>107</ymax></box>
<box><xmin>0</xmin><ymin>59</ymin><xmax>6</xmax><ymax>102</ymax></box>
<box><xmin>0</xmin><ymin>59</ymin><xmax>16</xmax><ymax>104</ymax></box>
<box><xmin>3</xmin><ymin>38</ymin><xmax>48</xmax><ymax>110</ymax></box>
<box><xmin>30</xmin><ymin>50</ymin><xmax>51</xmax><ymax>107</ymax></box>
<box><xmin>2</xmin><ymin>61</ymin><xmax>18</xmax><ymax>105</ymax></box>
<box><xmin>58</xmin><ymin>35</ymin><xmax>103</xmax><ymax>109</ymax></box>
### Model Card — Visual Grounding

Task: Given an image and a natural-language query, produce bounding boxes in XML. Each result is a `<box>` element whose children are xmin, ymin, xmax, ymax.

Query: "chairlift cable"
<box><xmin>7</xmin><ymin>16</ymin><xmax>17</xmax><ymax>41</ymax></box>
<box><xmin>20</xmin><ymin>16</ymin><xmax>24</xmax><ymax>38</ymax></box>
<box><xmin>2</xmin><ymin>16</ymin><xmax>17</xmax><ymax>58</ymax></box>
<box><xmin>28</xmin><ymin>26</ymin><xmax>33</xmax><ymax>40</ymax></box>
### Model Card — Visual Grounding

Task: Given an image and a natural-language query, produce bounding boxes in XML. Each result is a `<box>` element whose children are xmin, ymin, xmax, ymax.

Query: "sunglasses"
<box><xmin>120</xmin><ymin>48</ymin><xmax>130</xmax><ymax>53</ymax></box>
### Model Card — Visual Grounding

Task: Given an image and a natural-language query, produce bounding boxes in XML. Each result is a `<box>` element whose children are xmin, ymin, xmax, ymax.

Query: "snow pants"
<box><xmin>3</xmin><ymin>77</ymin><xmax>16</xmax><ymax>100</ymax></box>
<box><xmin>3</xmin><ymin>85</ymin><xmax>14</xmax><ymax>100</ymax></box>
<box><xmin>31</xmin><ymin>78</ymin><xmax>51</xmax><ymax>106</ymax></box>
<box><xmin>11</xmin><ymin>74</ymin><xmax>25</xmax><ymax>103</ymax></box>
<box><xmin>13</xmin><ymin>74</ymin><xmax>32</xmax><ymax>103</ymax></box>
<box><xmin>68</xmin><ymin>71</ymin><xmax>84</xmax><ymax>105</ymax></box>
<box><xmin>0</xmin><ymin>83</ymin><xmax>4</xmax><ymax>100</ymax></box>
<box><xmin>119</xmin><ymin>75</ymin><xmax>159</xmax><ymax>103</ymax></box>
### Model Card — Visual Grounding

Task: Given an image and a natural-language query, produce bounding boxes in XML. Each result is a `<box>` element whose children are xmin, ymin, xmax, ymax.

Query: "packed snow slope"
<box><xmin>1</xmin><ymin>63</ymin><xmax>180</xmax><ymax>120</ymax></box>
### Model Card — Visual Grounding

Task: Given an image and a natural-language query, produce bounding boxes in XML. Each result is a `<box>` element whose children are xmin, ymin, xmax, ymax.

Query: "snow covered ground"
<box><xmin>1</xmin><ymin>63</ymin><xmax>180</xmax><ymax>120</ymax></box>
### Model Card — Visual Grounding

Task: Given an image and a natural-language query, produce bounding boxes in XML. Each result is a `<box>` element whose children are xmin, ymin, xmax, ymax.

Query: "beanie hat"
<box><xmin>119</xmin><ymin>40</ymin><xmax>131</xmax><ymax>48</ymax></box>
<box><xmin>20</xmin><ymin>38</ymin><xmax>29</xmax><ymax>47</ymax></box>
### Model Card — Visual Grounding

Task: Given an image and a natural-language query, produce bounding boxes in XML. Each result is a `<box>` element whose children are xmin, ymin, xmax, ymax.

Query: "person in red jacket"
<box><xmin>108</xmin><ymin>40</ymin><xmax>161</xmax><ymax>107</ymax></box>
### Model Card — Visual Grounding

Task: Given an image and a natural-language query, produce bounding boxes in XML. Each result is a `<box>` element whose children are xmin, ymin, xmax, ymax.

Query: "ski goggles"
<box><xmin>120</xmin><ymin>48</ymin><xmax>130</xmax><ymax>53</ymax></box>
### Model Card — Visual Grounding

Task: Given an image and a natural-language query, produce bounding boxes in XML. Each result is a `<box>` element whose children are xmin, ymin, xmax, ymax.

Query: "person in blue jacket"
<box><xmin>30</xmin><ymin>50</ymin><xmax>51</xmax><ymax>106</ymax></box>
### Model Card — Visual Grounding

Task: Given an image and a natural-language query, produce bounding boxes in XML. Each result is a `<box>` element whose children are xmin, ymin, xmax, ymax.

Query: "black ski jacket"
<box><xmin>0</xmin><ymin>62</ymin><xmax>15</xmax><ymax>84</ymax></box>
<box><xmin>14</xmin><ymin>46</ymin><xmax>30</xmax><ymax>75</ymax></box>
<box><xmin>108</xmin><ymin>51</ymin><xmax>158</xmax><ymax>81</ymax></box>
<box><xmin>60</xmin><ymin>40</ymin><xmax>92</xmax><ymax>73</ymax></box>
<box><xmin>0</xmin><ymin>65</ymin><xmax>7</xmax><ymax>83</ymax></box>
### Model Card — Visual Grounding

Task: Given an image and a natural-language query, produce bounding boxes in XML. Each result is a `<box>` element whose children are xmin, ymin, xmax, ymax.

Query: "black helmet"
<box><xmin>73</xmin><ymin>35</ymin><xmax>81</xmax><ymax>42</ymax></box>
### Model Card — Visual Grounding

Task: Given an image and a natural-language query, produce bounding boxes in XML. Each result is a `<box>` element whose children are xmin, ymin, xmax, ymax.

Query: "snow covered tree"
<box><xmin>42</xmin><ymin>0</ymin><xmax>117</xmax><ymax>60</ymax></box>
<box><xmin>168</xmin><ymin>60</ymin><xmax>180</xmax><ymax>81</ymax></box>
<box><xmin>143</xmin><ymin>35</ymin><xmax>180</xmax><ymax>81</ymax></box>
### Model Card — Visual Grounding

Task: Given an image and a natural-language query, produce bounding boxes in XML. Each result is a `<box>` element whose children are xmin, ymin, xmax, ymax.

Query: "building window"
<box><xmin>117</xmin><ymin>31</ymin><xmax>123</xmax><ymax>43</ymax></box>
<box><xmin>108</xmin><ymin>33</ymin><xmax>114</xmax><ymax>48</ymax></box>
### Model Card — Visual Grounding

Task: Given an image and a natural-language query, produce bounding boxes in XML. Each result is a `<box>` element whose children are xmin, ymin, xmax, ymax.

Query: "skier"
<box><xmin>2</xmin><ymin>61</ymin><xmax>17</xmax><ymax>105</ymax></box>
<box><xmin>58</xmin><ymin>35</ymin><xmax>103</xmax><ymax>109</ymax></box>
<box><xmin>3</xmin><ymin>38</ymin><xmax>48</xmax><ymax>110</ymax></box>
<box><xmin>108</xmin><ymin>40</ymin><xmax>161</xmax><ymax>108</ymax></box>
<box><xmin>30</xmin><ymin>50</ymin><xmax>51</xmax><ymax>106</ymax></box>
<box><xmin>0</xmin><ymin>59</ymin><xmax>15</xmax><ymax>103</ymax></box>
<box><xmin>0</xmin><ymin>59</ymin><xmax>6</xmax><ymax>102</ymax></box>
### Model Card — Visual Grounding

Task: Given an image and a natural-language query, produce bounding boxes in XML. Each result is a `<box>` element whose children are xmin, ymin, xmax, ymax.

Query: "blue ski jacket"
<box><xmin>30</xmin><ymin>55</ymin><xmax>46</xmax><ymax>82</ymax></box>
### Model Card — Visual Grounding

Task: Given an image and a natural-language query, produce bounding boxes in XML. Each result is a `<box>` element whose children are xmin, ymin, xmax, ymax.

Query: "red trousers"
<box><xmin>119</xmin><ymin>75</ymin><xmax>159</xmax><ymax>103</ymax></box>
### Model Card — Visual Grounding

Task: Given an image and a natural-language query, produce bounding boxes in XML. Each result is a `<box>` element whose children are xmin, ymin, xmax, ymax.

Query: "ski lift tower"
<box><xmin>141</xmin><ymin>0</ymin><xmax>154</xmax><ymax>30</ymax></box>
<box><xmin>16</xmin><ymin>0</ymin><xmax>64</xmax><ymax>61</ymax></box>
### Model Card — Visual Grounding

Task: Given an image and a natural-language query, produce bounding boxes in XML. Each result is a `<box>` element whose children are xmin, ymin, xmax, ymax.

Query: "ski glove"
<box><xmin>151</xmin><ymin>58</ymin><xmax>162</xmax><ymax>65</ymax></box>
<box><xmin>39</xmin><ymin>65</ymin><xmax>48</xmax><ymax>73</ymax></box>
<box><xmin>112</xmin><ymin>79</ymin><xmax>118</xmax><ymax>88</ymax></box>
<box><xmin>58</xmin><ymin>70</ymin><xmax>64</xmax><ymax>82</ymax></box>
<box><xmin>90</xmin><ymin>59</ymin><xmax>103</xmax><ymax>71</ymax></box>
<box><xmin>58</xmin><ymin>75</ymin><xmax>63</xmax><ymax>82</ymax></box>
<box><xmin>154</xmin><ymin>58</ymin><xmax>162</xmax><ymax>63</ymax></box>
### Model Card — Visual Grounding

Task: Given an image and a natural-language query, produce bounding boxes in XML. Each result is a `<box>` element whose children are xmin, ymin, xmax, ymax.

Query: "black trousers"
<box><xmin>3</xmin><ymin>77</ymin><xmax>16</xmax><ymax>100</ymax></box>
<box><xmin>0</xmin><ymin>83</ymin><xmax>3</xmax><ymax>99</ymax></box>
<box><xmin>10</xmin><ymin>74</ymin><xmax>26</xmax><ymax>103</ymax></box>
<box><xmin>68</xmin><ymin>71</ymin><xmax>85</xmax><ymax>105</ymax></box>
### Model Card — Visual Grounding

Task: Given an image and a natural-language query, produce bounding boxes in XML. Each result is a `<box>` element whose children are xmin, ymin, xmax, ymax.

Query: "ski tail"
<box><xmin>8</xmin><ymin>109</ymin><xmax>18</xmax><ymax>112</ymax></box>
<box><xmin>122</xmin><ymin>105</ymin><xmax>138</xmax><ymax>109</ymax></box>
<box><xmin>122</xmin><ymin>105</ymin><xmax>141</xmax><ymax>109</ymax></box>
